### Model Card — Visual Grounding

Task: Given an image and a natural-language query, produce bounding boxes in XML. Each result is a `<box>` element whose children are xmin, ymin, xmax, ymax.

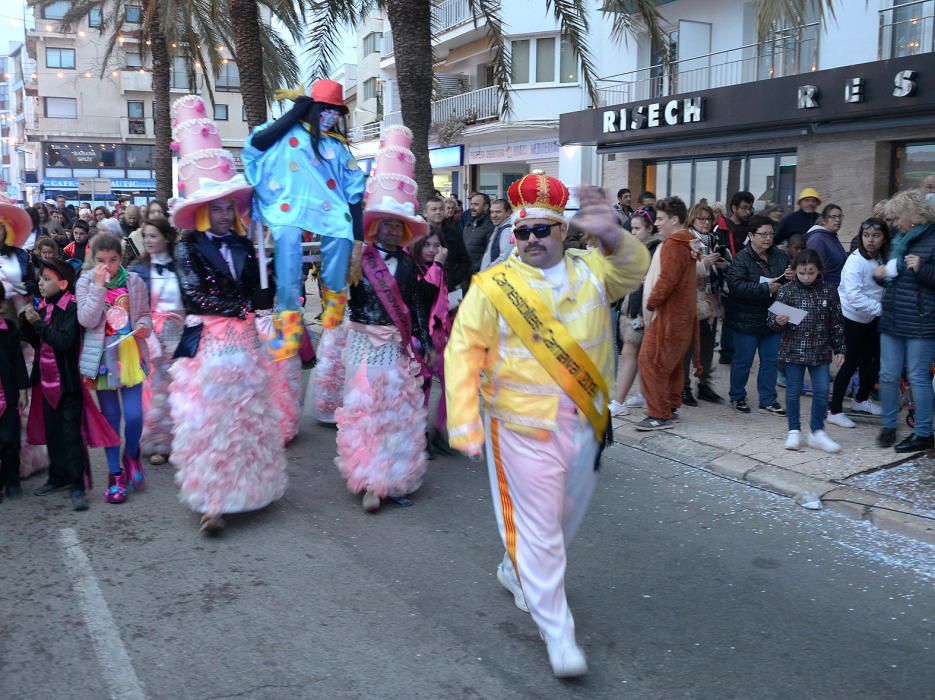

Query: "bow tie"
<box><xmin>154</xmin><ymin>262</ymin><xmax>169</xmax><ymax>275</ymax></box>
<box><xmin>207</xmin><ymin>233</ymin><xmax>234</xmax><ymax>248</ymax></box>
<box><xmin>377</xmin><ymin>247</ymin><xmax>404</xmax><ymax>261</ymax></box>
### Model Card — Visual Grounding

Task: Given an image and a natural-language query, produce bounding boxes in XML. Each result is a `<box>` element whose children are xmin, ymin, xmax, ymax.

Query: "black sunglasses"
<box><xmin>514</xmin><ymin>222</ymin><xmax>560</xmax><ymax>241</ymax></box>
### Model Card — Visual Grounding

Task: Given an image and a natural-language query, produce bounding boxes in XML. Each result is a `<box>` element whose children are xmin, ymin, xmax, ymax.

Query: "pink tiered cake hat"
<box><xmin>169</xmin><ymin>95</ymin><xmax>253</xmax><ymax>230</ymax></box>
<box><xmin>362</xmin><ymin>124</ymin><xmax>429</xmax><ymax>245</ymax></box>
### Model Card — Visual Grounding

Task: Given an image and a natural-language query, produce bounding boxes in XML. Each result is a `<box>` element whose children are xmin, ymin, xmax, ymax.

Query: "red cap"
<box><xmin>310</xmin><ymin>79</ymin><xmax>349</xmax><ymax>114</ymax></box>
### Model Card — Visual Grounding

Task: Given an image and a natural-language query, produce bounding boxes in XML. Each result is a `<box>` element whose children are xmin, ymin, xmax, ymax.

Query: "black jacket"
<box><xmin>775</xmin><ymin>209</ymin><xmax>819</xmax><ymax>245</ymax></box>
<box><xmin>879</xmin><ymin>223</ymin><xmax>935</xmax><ymax>339</ymax></box>
<box><xmin>726</xmin><ymin>245</ymin><xmax>790</xmax><ymax>335</ymax></box>
<box><xmin>175</xmin><ymin>232</ymin><xmax>262</xmax><ymax>319</ymax></box>
<box><xmin>463</xmin><ymin>213</ymin><xmax>494</xmax><ymax>272</ymax></box>
<box><xmin>1</xmin><ymin>245</ymin><xmax>36</xmax><ymax>297</ymax></box>
<box><xmin>437</xmin><ymin>219</ymin><xmax>471</xmax><ymax>289</ymax></box>
<box><xmin>349</xmin><ymin>247</ymin><xmax>431</xmax><ymax>353</ymax></box>
<box><xmin>0</xmin><ymin>322</ymin><xmax>28</xmax><ymax>408</ymax></box>
<box><xmin>21</xmin><ymin>293</ymin><xmax>83</xmax><ymax>394</ymax></box>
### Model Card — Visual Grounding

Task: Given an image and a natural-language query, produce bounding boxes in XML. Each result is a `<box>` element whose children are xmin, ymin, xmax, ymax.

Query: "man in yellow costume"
<box><xmin>445</xmin><ymin>175</ymin><xmax>649</xmax><ymax>677</ymax></box>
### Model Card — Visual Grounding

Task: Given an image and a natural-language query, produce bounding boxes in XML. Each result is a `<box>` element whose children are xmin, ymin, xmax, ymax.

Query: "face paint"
<box><xmin>319</xmin><ymin>108</ymin><xmax>339</xmax><ymax>132</ymax></box>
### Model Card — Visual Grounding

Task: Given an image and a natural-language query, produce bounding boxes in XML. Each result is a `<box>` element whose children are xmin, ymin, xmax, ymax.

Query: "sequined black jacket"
<box><xmin>349</xmin><ymin>248</ymin><xmax>432</xmax><ymax>353</ymax></box>
<box><xmin>175</xmin><ymin>232</ymin><xmax>261</xmax><ymax>319</ymax></box>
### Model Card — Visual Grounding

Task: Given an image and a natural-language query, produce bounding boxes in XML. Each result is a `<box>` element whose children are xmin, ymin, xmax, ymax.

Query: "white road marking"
<box><xmin>59</xmin><ymin>527</ymin><xmax>146</xmax><ymax>700</ymax></box>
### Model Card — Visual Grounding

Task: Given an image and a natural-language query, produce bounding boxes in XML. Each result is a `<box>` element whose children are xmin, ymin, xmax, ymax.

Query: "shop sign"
<box><xmin>602</xmin><ymin>97</ymin><xmax>704</xmax><ymax>133</ymax></box>
<box><xmin>111</xmin><ymin>179</ymin><xmax>156</xmax><ymax>189</ymax></box>
<box><xmin>44</xmin><ymin>142</ymin><xmax>155</xmax><ymax>169</ymax></box>
<box><xmin>468</xmin><ymin>138</ymin><xmax>560</xmax><ymax>165</ymax></box>
<box><xmin>43</xmin><ymin>178</ymin><xmax>78</xmax><ymax>189</ymax></box>
<box><xmin>429</xmin><ymin>145</ymin><xmax>463</xmax><ymax>169</ymax></box>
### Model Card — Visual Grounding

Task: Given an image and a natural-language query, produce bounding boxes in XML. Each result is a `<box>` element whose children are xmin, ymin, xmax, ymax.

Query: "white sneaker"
<box><xmin>625</xmin><ymin>392</ymin><xmax>646</xmax><ymax>408</ymax></box>
<box><xmin>807</xmin><ymin>430</ymin><xmax>841</xmax><ymax>454</ymax></box>
<box><xmin>784</xmin><ymin>430</ymin><xmax>801</xmax><ymax>451</ymax></box>
<box><xmin>546</xmin><ymin>640</ymin><xmax>588</xmax><ymax>678</ymax></box>
<box><xmin>496</xmin><ymin>561</ymin><xmax>529</xmax><ymax>612</ymax></box>
<box><xmin>609</xmin><ymin>400</ymin><xmax>629</xmax><ymax>417</ymax></box>
<box><xmin>851</xmin><ymin>399</ymin><xmax>882</xmax><ymax>416</ymax></box>
<box><xmin>826</xmin><ymin>412</ymin><xmax>856</xmax><ymax>428</ymax></box>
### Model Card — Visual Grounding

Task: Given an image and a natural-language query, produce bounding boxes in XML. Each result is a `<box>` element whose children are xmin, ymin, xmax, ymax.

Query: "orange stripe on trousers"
<box><xmin>491</xmin><ymin>419</ymin><xmax>520</xmax><ymax>583</ymax></box>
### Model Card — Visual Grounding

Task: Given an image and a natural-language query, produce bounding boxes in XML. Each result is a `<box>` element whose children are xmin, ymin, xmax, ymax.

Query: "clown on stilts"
<box><xmin>168</xmin><ymin>95</ymin><xmax>287</xmax><ymax>535</ymax></box>
<box><xmin>241</xmin><ymin>80</ymin><xmax>366</xmax><ymax>425</ymax></box>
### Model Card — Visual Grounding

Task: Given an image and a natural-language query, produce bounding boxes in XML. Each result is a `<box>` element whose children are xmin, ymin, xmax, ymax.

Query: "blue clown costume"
<box><xmin>241</xmin><ymin>80</ymin><xmax>366</xmax><ymax>361</ymax></box>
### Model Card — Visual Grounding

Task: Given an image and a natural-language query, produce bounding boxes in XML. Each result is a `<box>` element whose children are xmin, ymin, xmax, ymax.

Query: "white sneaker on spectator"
<box><xmin>827</xmin><ymin>412</ymin><xmax>856</xmax><ymax>428</ymax></box>
<box><xmin>807</xmin><ymin>430</ymin><xmax>841</xmax><ymax>453</ymax></box>
<box><xmin>851</xmin><ymin>399</ymin><xmax>882</xmax><ymax>416</ymax></box>
<box><xmin>609</xmin><ymin>400</ymin><xmax>629</xmax><ymax>417</ymax></box>
<box><xmin>784</xmin><ymin>430</ymin><xmax>801</xmax><ymax>451</ymax></box>
<box><xmin>625</xmin><ymin>392</ymin><xmax>646</xmax><ymax>408</ymax></box>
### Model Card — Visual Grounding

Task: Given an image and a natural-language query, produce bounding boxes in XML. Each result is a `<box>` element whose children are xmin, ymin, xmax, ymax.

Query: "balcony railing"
<box><xmin>879</xmin><ymin>0</ymin><xmax>934</xmax><ymax>59</ymax></box>
<box><xmin>381</xmin><ymin>85</ymin><xmax>499</xmax><ymax>130</ymax></box>
<box><xmin>350</xmin><ymin>121</ymin><xmax>382</xmax><ymax>141</ymax></box>
<box><xmin>433</xmin><ymin>0</ymin><xmax>473</xmax><ymax>33</ymax></box>
<box><xmin>597</xmin><ymin>23</ymin><xmax>819</xmax><ymax>106</ymax></box>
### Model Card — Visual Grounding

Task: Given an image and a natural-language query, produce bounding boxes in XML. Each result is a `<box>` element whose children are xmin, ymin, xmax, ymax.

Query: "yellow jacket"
<box><xmin>444</xmin><ymin>233</ymin><xmax>649</xmax><ymax>453</ymax></box>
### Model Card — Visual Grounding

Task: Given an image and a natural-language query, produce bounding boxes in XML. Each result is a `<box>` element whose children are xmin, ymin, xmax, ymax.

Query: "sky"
<box><xmin>0</xmin><ymin>1</ymin><xmax>28</xmax><ymax>55</ymax></box>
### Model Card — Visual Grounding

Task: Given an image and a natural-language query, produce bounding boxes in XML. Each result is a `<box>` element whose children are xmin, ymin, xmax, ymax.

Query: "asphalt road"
<box><xmin>1</xmin><ymin>416</ymin><xmax>933</xmax><ymax>700</ymax></box>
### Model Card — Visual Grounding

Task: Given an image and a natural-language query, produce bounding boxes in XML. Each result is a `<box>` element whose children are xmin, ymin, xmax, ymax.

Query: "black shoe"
<box><xmin>635</xmin><ymin>417</ymin><xmax>673</xmax><ymax>431</ymax></box>
<box><xmin>719</xmin><ymin>355</ymin><xmax>733</xmax><ymax>365</ymax></box>
<box><xmin>893</xmin><ymin>433</ymin><xmax>934</xmax><ymax>454</ymax></box>
<box><xmin>34</xmin><ymin>481</ymin><xmax>69</xmax><ymax>496</ymax></box>
<box><xmin>697</xmin><ymin>384</ymin><xmax>723</xmax><ymax>403</ymax></box>
<box><xmin>877</xmin><ymin>428</ymin><xmax>897</xmax><ymax>448</ymax></box>
<box><xmin>759</xmin><ymin>402</ymin><xmax>787</xmax><ymax>416</ymax></box>
<box><xmin>730</xmin><ymin>398</ymin><xmax>751</xmax><ymax>413</ymax></box>
<box><xmin>71</xmin><ymin>490</ymin><xmax>89</xmax><ymax>511</ymax></box>
<box><xmin>670</xmin><ymin>409</ymin><xmax>680</xmax><ymax>422</ymax></box>
<box><xmin>681</xmin><ymin>388</ymin><xmax>698</xmax><ymax>407</ymax></box>
<box><xmin>4</xmin><ymin>482</ymin><xmax>23</xmax><ymax>499</ymax></box>
<box><xmin>429</xmin><ymin>429</ymin><xmax>456</xmax><ymax>456</ymax></box>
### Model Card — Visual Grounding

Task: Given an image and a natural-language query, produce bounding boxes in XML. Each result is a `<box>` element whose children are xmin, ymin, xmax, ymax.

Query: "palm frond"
<box><xmin>54</xmin><ymin>0</ymin><xmax>129</xmax><ymax>77</ymax></box>
<box><xmin>469</xmin><ymin>0</ymin><xmax>511</xmax><ymax>118</ymax></box>
<box><xmin>545</xmin><ymin>0</ymin><xmax>601</xmax><ymax>108</ymax></box>
<box><xmin>303</xmin><ymin>0</ymin><xmax>367</xmax><ymax>83</ymax></box>
<box><xmin>600</xmin><ymin>0</ymin><xmax>666</xmax><ymax>47</ymax></box>
<box><xmin>755</xmin><ymin>0</ymin><xmax>836</xmax><ymax>39</ymax></box>
<box><xmin>258</xmin><ymin>19</ymin><xmax>302</xmax><ymax>97</ymax></box>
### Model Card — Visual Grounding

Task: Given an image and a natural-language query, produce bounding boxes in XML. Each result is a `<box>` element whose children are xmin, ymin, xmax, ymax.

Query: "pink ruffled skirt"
<box><xmin>142</xmin><ymin>311</ymin><xmax>184</xmax><ymax>457</ymax></box>
<box><xmin>305</xmin><ymin>324</ymin><xmax>347</xmax><ymax>424</ymax></box>
<box><xmin>169</xmin><ymin>315</ymin><xmax>287</xmax><ymax>516</ymax></box>
<box><xmin>270</xmin><ymin>353</ymin><xmax>302</xmax><ymax>444</ymax></box>
<box><xmin>334</xmin><ymin>324</ymin><xmax>426</xmax><ymax>498</ymax></box>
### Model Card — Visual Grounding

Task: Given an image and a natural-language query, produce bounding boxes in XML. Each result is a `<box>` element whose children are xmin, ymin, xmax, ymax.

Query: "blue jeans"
<box><xmin>879</xmin><ymin>333</ymin><xmax>935</xmax><ymax>437</ymax></box>
<box><xmin>729</xmin><ymin>330</ymin><xmax>780</xmax><ymax>406</ymax></box>
<box><xmin>785</xmin><ymin>363</ymin><xmax>830</xmax><ymax>432</ymax></box>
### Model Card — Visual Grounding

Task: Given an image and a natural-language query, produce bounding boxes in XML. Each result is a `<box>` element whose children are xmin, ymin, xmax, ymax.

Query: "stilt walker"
<box><xmin>445</xmin><ymin>177</ymin><xmax>649</xmax><ymax>677</ymax></box>
<box><xmin>242</xmin><ymin>80</ymin><xmax>366</xmax><ymax>428</ymax></box>
<box><xmin>335</xmin><ymin>125</ymin><xmax>432</xmax><ymax>513</ymax></box>
<box><xmin>168</xmin><ymin>95</ymin><xmax>287</xmax><ymax>535</ymax></box>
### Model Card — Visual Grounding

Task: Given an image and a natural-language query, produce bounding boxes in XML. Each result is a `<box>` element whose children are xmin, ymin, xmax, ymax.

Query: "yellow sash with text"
<box><xmin>474</xmin><ymin>264</ymin><xmax>609</xmax><ymax>443</ymax></box>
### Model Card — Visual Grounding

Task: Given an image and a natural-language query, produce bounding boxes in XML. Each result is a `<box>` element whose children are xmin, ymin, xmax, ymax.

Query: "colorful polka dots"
<box><xmin>288</xmin><ymin>161</ymin><xmax>299</xmax><ymax>172</ymax></box>
<box><xmin>288</xmin><ymin>136</ymin><xmax>299</xmax><ymax>147</ymax></box>
<box><xmin>326</xmin><ymin>179</ymin><xmax>337</xmax><ymax>190</ymax></box>
<box><xmin>280</xmin><ymin>202</ymin><xmax>290</xmax><ymax>212</ymax></box>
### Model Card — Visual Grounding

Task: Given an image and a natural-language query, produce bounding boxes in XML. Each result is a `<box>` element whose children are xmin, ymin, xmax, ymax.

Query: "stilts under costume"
<box><xmin>444</xmin><ymin>174</ymin><xmax>649</xmax><ymax>676</ymax></box>
<box><xmin>335</xmin><ymin>126</ymin><xmax>431</xmax><ymax>510</ymax></box>
<box><xmin>169</xmin><ymin>95</ymin><xmax>286</xmax><ymax>528</ymax></box>
<box><xmin>242</xmin><ymin>79</ymin><xmax>366</xmax><ymax>362</ymax></box>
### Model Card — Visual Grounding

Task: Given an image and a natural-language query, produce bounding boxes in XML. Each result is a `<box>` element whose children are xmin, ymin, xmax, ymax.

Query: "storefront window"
<box><xmin>893</xmin><ymin>142</ymin><xmax>935</xmax><ymax>192</ymax></box>
<box><xmin>646</xmin><ymin>152</ymin><xmax>795</xmax><ymax>209</ymax></box>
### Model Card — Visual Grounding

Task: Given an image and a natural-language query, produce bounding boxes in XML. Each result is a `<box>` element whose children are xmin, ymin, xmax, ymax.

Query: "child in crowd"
<box><xmin>77</xmin><ymin>233</ymin><xmax>151</xmax><ymax>503</ymax></box>
<box><xmin>129</xmin><ymin>219</ymin><xmax>184</xmax><ymax>465</ymax></box>
<box><xmin>21</xmin><ymin>259</ymin><xmax>92</xmax><ymax>510</ymax></box>
<box><xmin>776</xmin><ymin>234</ymin><xmax>807</xmax><ymax>390</ymax></box>
<box><xmin>33</xmin><ymin>237</ymin><xmax>59</xmax><ymax>264</ymax></box>
<box><xmin>0</xmin><ymin>284</ymin><xmax>29</xmax><ymax>501</ymax></box>
<box><xmin>771</xmin><ymin>249</ymin><xmax>846</xmax><ymax>453</ymax></box>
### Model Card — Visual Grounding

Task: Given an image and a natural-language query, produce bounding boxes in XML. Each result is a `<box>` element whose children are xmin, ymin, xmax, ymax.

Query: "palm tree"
<box><xmin>303</xmin><ymin>0</ymin><xmax>835</xmax><ymax>201</ymax></box>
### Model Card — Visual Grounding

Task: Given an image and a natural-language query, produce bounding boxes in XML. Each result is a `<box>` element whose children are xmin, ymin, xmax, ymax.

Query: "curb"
<box><xmin>615</xmin><ymin>429</ymin><xmax>935</xmax><ymax>545</ymax></box>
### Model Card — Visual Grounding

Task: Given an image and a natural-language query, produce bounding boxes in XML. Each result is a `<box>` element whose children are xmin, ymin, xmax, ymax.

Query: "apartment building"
<box><xmin>22</xmin><ymin>0</ymin><xmax>250</xmax><ymax>205</ymax></box>
<box><xmin>562</xmin><ymin>0</ymin><xmax>935</xmax><ymax>219</ymax></box>
<box><xmin>0</xmin><ymin>53</ymin><xmax>13</xmax><ymax>196</ymax></box>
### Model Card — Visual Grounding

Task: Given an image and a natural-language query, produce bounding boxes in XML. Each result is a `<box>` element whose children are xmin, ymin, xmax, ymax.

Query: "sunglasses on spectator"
<box><xmin>514</xmin><ymin>222</ymin><xmax>560</xmax><ymax>241</ymax></box>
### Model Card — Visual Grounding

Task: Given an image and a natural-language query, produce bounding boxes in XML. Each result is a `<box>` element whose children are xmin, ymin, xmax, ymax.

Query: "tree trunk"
<box><xmin>385</xmin><ymin>0</ymin><xmax>435</xmax><ymax>204</ymax></box>
<box><xmin>229</xmin><ymin>0</ymin><xmax>267</xmax><ymax>130</ymax></box>
<box><xmin>149</xmin><ymin>6</ymin><xmax>172</xmax><ymax>202</ymax></box>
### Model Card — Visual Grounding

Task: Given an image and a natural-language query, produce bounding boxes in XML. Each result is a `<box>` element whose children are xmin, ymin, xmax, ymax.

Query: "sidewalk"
<box><xmin>613</xmin><ymin>355</ymin><xmax>935</xmax><ymax>544</ymax></box>
<box><xmin>302</xmin><ymin>279</ymin><xmax>934</xmax><ymax>543</ymax></box>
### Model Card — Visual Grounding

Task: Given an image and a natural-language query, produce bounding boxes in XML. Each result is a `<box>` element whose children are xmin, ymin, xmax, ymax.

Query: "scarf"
<box><xmin>105</xmin><ymin>265</ymin><xmax>128</xmax><ymax>290</ymax></box>
<box><xmin>889</xmin><ymin>224</ymin><xmax>929</xmax><ymax>275</ymax></box>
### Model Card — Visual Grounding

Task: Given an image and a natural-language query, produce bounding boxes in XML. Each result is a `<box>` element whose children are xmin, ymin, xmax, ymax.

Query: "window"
<box><xmin>644</xmin><ymin>152</ymin><xmax>797</xmax><ymax>210</ymax></box>
<box><xmin>41</xmin><ymin>1</ymin><xmax>71</xmax><ymax>20</ymax></box>
<box><xmin>88</xmin><ymin>6</ymin><xmax>102</xmax><ymax>27</ymax></box>
<box><xmin>46</xmin><ymin>47</ymin><xmax>76</xmax><ymax>69</ymax></box>
<box><xmin>128</xmin><ymin>101</ymin><xmax>145</xmax><ymax>134</ymax></box>
<box><xmin>125</xmin><ymin>48</ymin><xmax>142</xmax><ymax>69</ymax></box>
<box><xmin>170</xmin><ymin>56</ymin><xmax>191</xmax><ymax>90</ymax></box>
<box><xmin>125</xmin><ymin>5</ymin><xmax>142</xmax><ymax>24</ymax></box>
<box><xmin>214</xmin><ymin>104</ymin><xmax>229</xmax><ymax>121</ymax></box>
<box><xmin>216</xmin><ymin>61</ymin><xmax>240</xmax><ymax>91</ymax></box>
<box><xmin>362</xmin><ymin>32</ymin><xmax>383</xmax><ymax>56</ymax></box>
<box><xmin>363</xmin><ymin>77</ymin><xmax>379</xmax><ymax>100</ymax></box>
<box><xmin>893</xmin><ymin>142</ymin><xmax>935</xmax><ymax>192</ymax></box>
<box><xmin>510</xmin><ymin>35</ymin><xmax>578</xmax><ymax>85</ymax></box>
<box><xmin>127</xmin><ymin>101</ymin><xmax>144</xmax><ymax>119</ymax></box>
<box><xmin>44</xmin><ymin>97</ymin><xmax>77</xmax><ymax>118</ymax></box>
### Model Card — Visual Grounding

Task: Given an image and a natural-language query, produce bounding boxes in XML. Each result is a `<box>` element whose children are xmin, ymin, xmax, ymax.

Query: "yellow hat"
<box><xmin>797</xmin><ymin>187</ymin><xmax>821</xmax><ymax>205</ymax></box>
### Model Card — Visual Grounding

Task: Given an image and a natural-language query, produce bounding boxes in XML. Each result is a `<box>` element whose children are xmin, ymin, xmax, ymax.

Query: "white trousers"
<box><xmin>484</xmin><ymin>407</ymin><xmax>599</xmax><ymax>645</ymax></box>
